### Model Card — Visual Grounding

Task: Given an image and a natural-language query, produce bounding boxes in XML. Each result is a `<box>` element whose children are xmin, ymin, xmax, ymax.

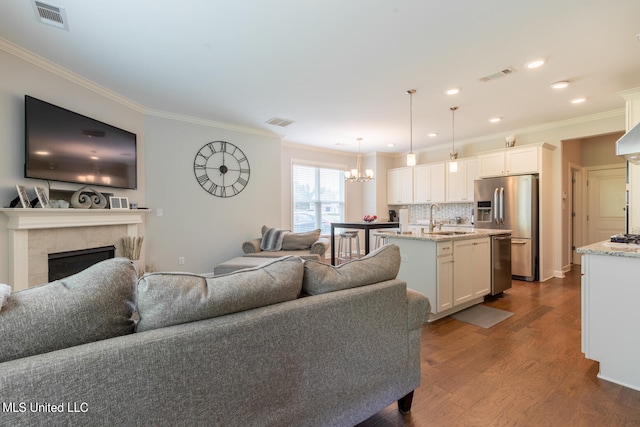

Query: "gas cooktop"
<box><xmin>610</xmin><ymin>234</ymin><xmax>640</xmax><ymax>244</ymax></box>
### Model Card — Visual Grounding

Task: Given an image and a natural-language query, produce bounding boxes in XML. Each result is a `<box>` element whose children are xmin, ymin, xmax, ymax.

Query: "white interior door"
<box><xmin>587</xmin><ymin>167</ymin><xmax>626</xmax><ymax>244</ymax></box>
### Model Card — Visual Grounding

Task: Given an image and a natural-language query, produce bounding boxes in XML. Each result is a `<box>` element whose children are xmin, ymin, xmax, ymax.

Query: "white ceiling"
<box><xmin>1</xmin><ymin>0</ymin><xmax>640</xmax><ymax>154</ymax></box>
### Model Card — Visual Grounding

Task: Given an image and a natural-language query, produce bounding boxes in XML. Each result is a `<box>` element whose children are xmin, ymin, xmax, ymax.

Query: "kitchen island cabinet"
<box><xmin>381</xmin><ymin>230</ymin><xmax>497</xmax><ymax>321</ymax></box>
<box><xmin>577</xmin><ymin>241</ymin><xmax>640</xmax><ymax>391</ymax></box>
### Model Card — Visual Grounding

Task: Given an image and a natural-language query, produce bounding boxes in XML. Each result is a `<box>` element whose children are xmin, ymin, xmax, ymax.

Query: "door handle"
<box><xmin>512</xmin><ymin>241</ymin><xmax>527</xmax><ymax>245</ymax></box>
<box><xmin>499</xmin><ymin>187</ymin><xmax>504</xmax><ymax>225</ymax></box>
<box><xmin>494</xmin><ymin>188</ymin><xmax>499</xmax><ymax>225</ymax></box>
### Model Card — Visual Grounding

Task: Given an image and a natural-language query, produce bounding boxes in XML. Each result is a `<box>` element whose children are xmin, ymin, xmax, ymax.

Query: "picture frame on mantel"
<box><xmin>15</xmin><ymin>184</ymin><xmax>31</xmax><ymax>208</ymax></box>
<box><xmin>109</xmin><ymin>196</ymin><xmax>129</xmax><ymax>210</ymax></box>
<box><xmin>34</xmin><ymin>186</ymin><xmax>51</xmax><ymax>208</ymax></box>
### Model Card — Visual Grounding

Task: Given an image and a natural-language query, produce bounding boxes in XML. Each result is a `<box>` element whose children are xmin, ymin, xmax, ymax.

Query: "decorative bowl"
<box><xmin>363</xmin><ymin>215</ymin><xmax>377</xmax><ymax>223</ymax></box>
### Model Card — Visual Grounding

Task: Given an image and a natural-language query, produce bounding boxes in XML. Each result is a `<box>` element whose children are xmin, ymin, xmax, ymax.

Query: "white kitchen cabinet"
<box><xmin>387</xmin><ymin>167</ymin><xmax>413</xmax><ymax>204</ymax></box>
<box><xmin>579</xmin><ymin>249</ymin><xmax>640</xmax><ymax>391</ymax></box>
<box><xmin>414</xmin><ymin>163</ymin><xmax>445</xmax><ymax>203</ymax></box>
<box><xmin>390</xmin><ymin>235</ymin><xmax>490</xmax><ymax>321</ymax></box>
<box><xmin>478</xmin><ymin>146</ymin><xmax>541</xmax><ymax>178</ymax></box>
<box><xmin>436</xmin><ymin>242</ymin><xmax>454</xmax><ymax>312</ymax></box>
<box><xmin>452</xmin><ymin>237</ymin><xmax>490</xmax><ymax>305</ymax></box>
<box><xmin>446</xmin><ymin>158</ymin><xmax>478</xmax><ymax>202</ymax></box>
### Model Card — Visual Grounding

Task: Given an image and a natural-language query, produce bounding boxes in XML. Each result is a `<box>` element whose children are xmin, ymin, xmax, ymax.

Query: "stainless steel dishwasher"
<box><xmin>490</xmin><ymin>233</ymin><xmax>512</xmax><ymax>295</ymax></box>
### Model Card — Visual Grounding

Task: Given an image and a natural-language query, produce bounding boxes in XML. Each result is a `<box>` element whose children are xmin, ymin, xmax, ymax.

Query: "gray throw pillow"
<box><xmin>136</xmin><ymin>256</ymin><xmax>304</xmax><ymax>332</ymax></box>
<box><xmin>302</xmin><ymin>244</ymin><xmax>401</xmax><ymax>296</ymax></box>
<box><xmin>282</xmin><ymin>229</ymin><xmax>321</xmax><ymax>251</ymax></box>
<box><xmin>0</xmin><ymin>258</ymin><xmax>137</xmax><ymax>363</ymax></box>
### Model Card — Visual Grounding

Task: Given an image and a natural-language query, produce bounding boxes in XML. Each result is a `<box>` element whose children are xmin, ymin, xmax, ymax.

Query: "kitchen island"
<box><xmin>377</xmin><ymin>228</ymin><xmax>510</xmax><ymax>321</ymax></box>
<box><xmin>577</xmin><ymin>240</ymin><xmax>640</xmax><ymax>391</ymax></box>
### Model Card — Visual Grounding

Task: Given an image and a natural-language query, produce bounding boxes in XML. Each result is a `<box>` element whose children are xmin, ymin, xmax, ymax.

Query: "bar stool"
<box><xmin>337</xmin><ymin>231</ymin><xmax>360</xmax><ymax>264</ymax></box>
<box><xmin>374</xmin><ymin>234</ymin><xmax>389</xmax><ymax>249</ymax></box>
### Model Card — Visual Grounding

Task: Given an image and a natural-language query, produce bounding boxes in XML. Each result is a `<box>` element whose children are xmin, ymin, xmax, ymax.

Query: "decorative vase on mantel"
<box><xmin>70</xmin><ymin>186</ymin><xmax>108</xmax><ymax>209</ymax></box>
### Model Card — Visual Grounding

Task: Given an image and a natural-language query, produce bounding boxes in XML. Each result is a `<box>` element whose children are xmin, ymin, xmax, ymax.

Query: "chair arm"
<box><xmin>242</xmin><ymin>238</ymin><xmax>262</xmax><ymax>254</ymax></box>
<box><xmin>310</xmin><ymin>237</ymin><xmax>330</xmax><ymax>256</ymax></box>
<box><xmin>406</xmin><ymin>289</ymin><xmax>430</xmax><ymax>331</ymax></box>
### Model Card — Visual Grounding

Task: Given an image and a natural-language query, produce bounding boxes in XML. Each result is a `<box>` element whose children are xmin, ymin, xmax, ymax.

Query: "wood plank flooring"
<box><xmin>358</xmin><ymin>266</ymin><xmax>640</xmax><ymax>426</ymax></box>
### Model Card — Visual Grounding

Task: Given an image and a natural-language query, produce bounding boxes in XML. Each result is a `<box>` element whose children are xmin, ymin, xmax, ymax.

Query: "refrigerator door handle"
<box><xmin>499</xmin><ymin>187</ymin><xmax>505</xmax><ymax>225</ymax></box>
<box><xmin>494</xmin><ymin>188</ymin><xmax>500</xmax><ymax>225</ymax></box>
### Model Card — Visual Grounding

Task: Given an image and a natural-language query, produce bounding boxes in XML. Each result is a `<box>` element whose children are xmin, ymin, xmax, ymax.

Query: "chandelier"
<box><xmin>345</xmin><ymin>138</ymin><xmax>374</xmax><ymax>182</ymax></box>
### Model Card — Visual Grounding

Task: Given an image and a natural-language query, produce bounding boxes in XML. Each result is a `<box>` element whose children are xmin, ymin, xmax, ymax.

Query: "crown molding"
<box><xmin>418</xmin><ymin>108</ymin><xmax>626</xmax><ymax>153</ymax></box>
<box><xmin>0</xmin><ymin>37</ymin><xmax>146</xmax><ymax>113</ymax></box>
<box><xmin>145</xmin><ymin>109</ymin><xmax>280</xmax><ymax>138</ymax></box>
<box><xmin>0</xmin><ymin>37</ymin><xmax>281</xmax><ymax>138</ymax></box>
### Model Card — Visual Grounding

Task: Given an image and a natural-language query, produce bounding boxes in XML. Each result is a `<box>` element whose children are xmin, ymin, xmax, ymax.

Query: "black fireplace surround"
<box><xmin>48</xmin><ymin>246</ymin><xmax>116</xmax><ymax>281</ymax></box>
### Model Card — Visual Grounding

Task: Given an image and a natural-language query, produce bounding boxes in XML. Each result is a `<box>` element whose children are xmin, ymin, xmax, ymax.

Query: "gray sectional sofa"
<box><xmin>0</xmin><ymin>245</ymin><xmax>429</xmax><ymax>426</ymax></box>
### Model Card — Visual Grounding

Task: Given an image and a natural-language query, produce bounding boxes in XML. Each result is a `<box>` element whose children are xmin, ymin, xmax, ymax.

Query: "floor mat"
<box><xmin>451</xmin><ymin>304</ymin><xmax>514</xmax><ymax>328</ymax></box>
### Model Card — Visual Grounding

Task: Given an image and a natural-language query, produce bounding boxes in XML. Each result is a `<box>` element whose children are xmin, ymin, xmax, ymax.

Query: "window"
<box><xmin>292</xmin><ymin>162</ymin><xmax>345</xmax><ymax>235</ymax></box>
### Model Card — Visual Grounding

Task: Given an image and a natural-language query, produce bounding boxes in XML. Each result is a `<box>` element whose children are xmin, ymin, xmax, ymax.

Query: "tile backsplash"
<box><xmin>392</xmin><ymin>203</ymin><xmax>475</xmax><ymax>225</ymax></box>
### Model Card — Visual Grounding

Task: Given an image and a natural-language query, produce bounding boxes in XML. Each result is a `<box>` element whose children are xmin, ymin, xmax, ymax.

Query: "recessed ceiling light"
<box><xmin>90</xmin><ymin>156</ymin><xmax>99</xmax><ymax>160</ymax></box>
<box><xmin>526</xmin><ymin>59</ymin><xmax>545</xmax><ymax>69</ymax></box>
<box><xmin>428</xmin><ymin>133</ymin><xmax>438</xmax><ymax>137</ymax></box>
<box><xmin>446</xmin><ymin>88</ymin><xmax>460</xmax><ymax>95</ymax></box>
<box><xmin>571</xmin><ymin>97</ymin><xmax>586</xmax><ymax>104</ymax></box>
<box><xmin>489</xmin><ymin>117</ymin><xmax>502</xmax><ymax>123</ymax></box>
<box><xmin>387</xmin><ymin>143</ymin><xmax>395</xmax><ymax>147</ymax></box>
<box><xmin>551</xmin><ymin>81</ymin><xmax>570</xmax><ymax>89</ymax></box>
<box><xmin>35</xmin><ymin>150</ymin><xmax>50</xmax><ymax>156</ymax></box>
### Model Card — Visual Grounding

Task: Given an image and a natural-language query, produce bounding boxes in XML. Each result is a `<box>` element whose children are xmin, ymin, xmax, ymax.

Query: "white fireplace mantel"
<box><xmin>1</xmin><ymin>208</ymin><xmax>148</xmax><ymax>291</ymax></box>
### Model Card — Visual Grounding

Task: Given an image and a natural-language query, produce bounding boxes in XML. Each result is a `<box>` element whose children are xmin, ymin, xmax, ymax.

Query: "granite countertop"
<box><xmin>373</xmin><ymin>227</ymin><xmax>511</xmax><ymax>242</ymax></box>
<box><xmin>577</xmin><ymin>240</ymin><xmax>640</xmax><ymax>258</ymax></box>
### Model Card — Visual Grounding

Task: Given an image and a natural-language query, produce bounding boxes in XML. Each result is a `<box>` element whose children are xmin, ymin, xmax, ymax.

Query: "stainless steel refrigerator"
<box><xmin>474</xmin><ymin>174</ymin><xmax>538</xmax><ymax>281</ymax></box>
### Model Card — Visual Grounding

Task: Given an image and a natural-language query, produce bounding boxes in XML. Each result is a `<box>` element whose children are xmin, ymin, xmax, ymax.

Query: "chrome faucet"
<box><xmin>429</xmin><ymin>203</ymin><xmax>441</xmax><ymax>232</ymax></box>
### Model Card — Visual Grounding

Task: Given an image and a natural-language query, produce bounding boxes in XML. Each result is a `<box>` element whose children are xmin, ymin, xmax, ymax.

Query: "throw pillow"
<box><xmin>282</xmin><ymin>229</ymin><xmax>321</xmax><ymax>251</ymax></box>
<box><xmin>302</xmin><ymin>244</ymin><xmax>401</xmax><ymax>296</ymax></box>
<box><xmin>0</xmin><ymin>258</ymin><xmax>137</xmax><ymax>363</ymax></box>
<box><xmin>136</xmin><ymin>256</ymin><xmax>304</xmax><ymax>332</ymax></box>
<box><xmin>260</xmin><ymin>227</ymin><xmax>290</xmax><ymax>251</ymax></box>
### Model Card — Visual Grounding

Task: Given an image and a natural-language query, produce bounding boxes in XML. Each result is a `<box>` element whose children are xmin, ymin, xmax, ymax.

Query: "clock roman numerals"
<box><xmin>194</xmin><ymin>141</ymin><xmax>250</xmax><ymax>198</ymax></box>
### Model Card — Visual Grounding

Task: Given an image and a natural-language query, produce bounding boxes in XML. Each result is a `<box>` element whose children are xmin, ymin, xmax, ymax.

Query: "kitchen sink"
<box><xmin>422</xmin><ymin>230</ymin><xmax>472</xmax><ymax>236</ymax></box>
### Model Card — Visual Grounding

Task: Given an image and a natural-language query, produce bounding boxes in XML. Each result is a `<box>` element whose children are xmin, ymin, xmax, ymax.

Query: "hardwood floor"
<box><xmin>358</xmin><ymin>266</ymin><xmax>640</xmax><ymax>426</ymax></box>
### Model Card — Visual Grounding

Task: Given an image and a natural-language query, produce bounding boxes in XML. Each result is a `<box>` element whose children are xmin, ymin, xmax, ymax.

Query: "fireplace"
<box><xmin>48</xmin><ymin>245</ymin><xmax>116</xmax><ymax>281</ymax></box>
<box><xmin>0</xmin><ymin>208</ymin><xmax>148</xmax><ymax>290</ymax></box>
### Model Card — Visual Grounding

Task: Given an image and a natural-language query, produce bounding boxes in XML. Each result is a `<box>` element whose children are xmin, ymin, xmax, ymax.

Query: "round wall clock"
<box><xmin>193</xmin><ymin>141</ymin><xmax>250</xmax><ymax>197</ymax></box>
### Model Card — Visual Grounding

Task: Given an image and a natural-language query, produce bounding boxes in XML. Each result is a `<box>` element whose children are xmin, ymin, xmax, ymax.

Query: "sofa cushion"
<box><xmin>302</xmin><ymin>244</ymin><xmax>401</xmax><ymax>296</ymax></box>
<box><xmin>0</xmin><ymin>258</ymin><xmax>137</xmax><ymax>363</ymax></box>
<box><xmin>136</xmin><ymin>256</ymin><xmax>304</xmax><ymax>332</ymax></box>
<box><xmin>282</xmin><ymin>229</ymin><xmax>321</xmax><ymax>250</ymax></box>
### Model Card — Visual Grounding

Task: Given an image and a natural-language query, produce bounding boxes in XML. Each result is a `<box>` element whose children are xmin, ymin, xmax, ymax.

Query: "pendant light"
<box><xmin>406</xmin><ymin>89</ymin><xmax>416</xmax><ymax>166</ymax></box>
<box><xmin>344</xmin><ymin>138</ymin><xmax>374</xmax><ymax>182</ymax></box>
<box><xmin>449</xmin><ymin>106</ymin><xmax>458</xmax><ymax>172</ymax></box>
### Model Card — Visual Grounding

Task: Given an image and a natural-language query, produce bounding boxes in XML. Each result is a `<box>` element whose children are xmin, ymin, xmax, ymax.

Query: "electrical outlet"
<box><xmin>401</xmin><ymin>254</ymin><xmax>408</xmax><ymax>262</ymax></box>
<box><xmin>156</xmin><ymin>208</ymin><xmax>163</xmax><ymax>217</ymax></box>
<box><xmin>178</xmin><ymin>257</ymin><xmax>185</xmax><ymax>265</ymax></box>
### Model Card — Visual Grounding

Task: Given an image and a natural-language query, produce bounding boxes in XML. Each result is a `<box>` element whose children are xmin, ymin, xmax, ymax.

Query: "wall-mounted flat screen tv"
<box><xmin>24</xmin><ymin>95</ymin><xmax>137</xmax><ymax>189</ymax></box>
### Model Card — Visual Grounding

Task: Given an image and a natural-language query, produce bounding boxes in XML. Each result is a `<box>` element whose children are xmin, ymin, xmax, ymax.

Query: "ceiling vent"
<box><xmin>32</xmin><ymin>1</ymin><xmax>69</xmax><ymax>30</ymax></box>
<box><xmin>266</xmin><ymin>117</ymin><xmax>295</xmax><ymax>127</ymax></box>
<box><xmin>478</xmin><ymin>66</ymin><xmax>517</xmax><ymax>82</ymax></box>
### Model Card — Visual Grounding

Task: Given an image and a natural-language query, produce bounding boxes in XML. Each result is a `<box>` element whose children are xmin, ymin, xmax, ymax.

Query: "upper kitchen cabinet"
<box><xmin>477</xmin><ymin>144</ymin><xmax>553</xmax><ymax>177</ymax></box>
<box><xmin>387</xmin><ymin>167</ymin><xmax>413</xmax><ymax>204</ymax></box>
<box><xmin>414</xmin><ymin>163</ymin><xmax>445</xmax><ymax>204</ymax></box>
<box><xmin>446</xmin><ymin>158</ymin><xmax>478</xmax><ymax>202</ymax></box>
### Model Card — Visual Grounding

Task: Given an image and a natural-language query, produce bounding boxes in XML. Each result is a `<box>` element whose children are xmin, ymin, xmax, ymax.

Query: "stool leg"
<box><xmin>355</xmin><ymin>236</ymin><xmax>360</xmax><ymax>259</ymax></box>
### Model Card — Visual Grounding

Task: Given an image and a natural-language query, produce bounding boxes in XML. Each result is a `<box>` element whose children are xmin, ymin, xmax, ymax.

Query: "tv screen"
<box><xmin>24</xmin><ymin>95</ymin><xmax>137</xmax><ymax>189</ymax></box>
